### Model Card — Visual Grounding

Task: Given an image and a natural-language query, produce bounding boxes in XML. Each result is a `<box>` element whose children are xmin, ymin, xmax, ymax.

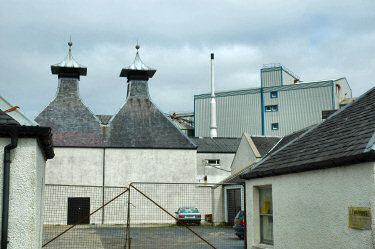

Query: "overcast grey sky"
<box><xmin>0</xmin><ymin>0</ymin><xmax>374</xmax><ymax>119</ymax></box>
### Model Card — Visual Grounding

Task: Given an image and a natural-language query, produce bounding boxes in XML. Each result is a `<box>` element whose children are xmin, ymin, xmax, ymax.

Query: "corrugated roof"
<box><xmin>242</xmin><ymin>86</ymin><xmax>375</xmax><ymax>179</ymax></box>
<box><xmin>191</xmin><ymin>137</ymin><xmax>241</xmax><ymax>153</ymax></box>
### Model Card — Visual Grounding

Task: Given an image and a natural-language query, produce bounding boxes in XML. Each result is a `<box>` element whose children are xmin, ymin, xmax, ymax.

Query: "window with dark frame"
<box><xmin>259</xmin><ymin>187</ymin><xmax>273</xmax><ymax>244</ymax></box>
<box><xmin>265</xmin><ymin>105</ymin><xmax>278</xmax><ymax>112</ymax></box>
<box><xmin>270</xmin><ymin>91</ymin><xmax>278</xmax><ymax>98</ymax></box>
<box><xmin>271</xmin><ymin>123</ymin><xmax>279</xmax><ymax>130</ymax></box>
<box><xmin>206</xmin><ymin>159</ymin><xmax>220</xmax><ymax>166</ymax></box>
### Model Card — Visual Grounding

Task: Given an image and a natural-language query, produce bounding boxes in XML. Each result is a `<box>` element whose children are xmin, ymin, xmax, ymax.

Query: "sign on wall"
<box><xmin>348</xmin><ymin>207</ymin><xmax>371</xmax><ymax>230</ymax></box>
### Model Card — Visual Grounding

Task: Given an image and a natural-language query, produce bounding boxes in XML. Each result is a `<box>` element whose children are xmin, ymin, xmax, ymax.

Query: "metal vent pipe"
<box><xmin>210</xmin><ymin>53</ymin><xmax>217</xmax><ymax>138</ymax></box>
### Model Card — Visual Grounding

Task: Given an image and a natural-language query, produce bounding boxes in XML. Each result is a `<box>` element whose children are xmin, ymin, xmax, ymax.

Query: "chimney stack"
<box><xmin>210</xmin><ymin>53</ymin><xmax>217</xmax><ymax>138</ymax></box>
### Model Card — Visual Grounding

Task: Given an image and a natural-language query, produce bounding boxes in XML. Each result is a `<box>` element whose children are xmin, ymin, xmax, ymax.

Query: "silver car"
<box><xmin>175</xmin><ymin>207</ymin><xmax>201</xmax><ymax>225</ymax></box>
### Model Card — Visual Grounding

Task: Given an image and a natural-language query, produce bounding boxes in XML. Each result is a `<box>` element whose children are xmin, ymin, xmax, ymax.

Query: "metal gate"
<box><xmin>42</xmin><ymin>183</ymin><xmax>245</xmax><ymax>249</ymax></box>
<box><xmin>42</xmin><ymin>184</ymin><xmax>129</xmax><ymax>248</ymax></box>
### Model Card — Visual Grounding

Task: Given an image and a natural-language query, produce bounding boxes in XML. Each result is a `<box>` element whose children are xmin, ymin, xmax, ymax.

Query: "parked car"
<box><xmin>233</xmin><ymin>210</ymin><xmax>245</xmax><ymax>239</ymax></box>
<box><xmin>175</xmin><ymin>207</ymin><xmax>201</xmax><ymax>225</ymax></box>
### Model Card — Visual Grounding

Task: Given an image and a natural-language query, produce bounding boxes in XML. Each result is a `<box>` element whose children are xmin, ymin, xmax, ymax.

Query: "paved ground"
<box><xmin>43</xmin><ymin>224</ymin><xmax>244</xmax><ymax>249</ymax></box>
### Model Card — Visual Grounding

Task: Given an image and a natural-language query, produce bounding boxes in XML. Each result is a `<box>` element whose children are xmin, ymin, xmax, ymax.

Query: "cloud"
<box><xmin>0</xmin><ymin>0</ymin><xmax>374</xmax><ymax>119</ymax></box>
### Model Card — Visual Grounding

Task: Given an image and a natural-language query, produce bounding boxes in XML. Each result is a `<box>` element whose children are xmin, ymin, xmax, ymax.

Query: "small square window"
<box><xmin>206</xmin><ymin>159</ymin><xmax>220</xmax><ymax>166</ymax></box>
<box><xmin>270</xmin><ymin>91</ymin><xmax>278</xmax><ymax>98</ymax></box>
<box><xmin>265</xmin><ymin>105</ymin><xmax>278</xmax><ymax>112</ymax></box>
<box><xmin>271</xmin><ymin>123</ymin><xmax>279</xmax><ymax>130</ymax></box>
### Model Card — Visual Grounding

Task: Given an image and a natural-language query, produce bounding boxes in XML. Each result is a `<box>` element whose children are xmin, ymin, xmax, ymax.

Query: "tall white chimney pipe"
<box><xmin>210</xmin><ymin>53</ymin><xmax>217</xmax><ymax>138</ymax></box>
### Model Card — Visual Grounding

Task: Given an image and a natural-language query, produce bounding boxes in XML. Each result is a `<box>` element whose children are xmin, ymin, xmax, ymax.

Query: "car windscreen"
<box><xmin>235</xmin><ymin>210</ymin><xmax>244</xmax><ymax>219</ymax></box>
<box><xmin>180</xmin><ymin>207</ymin><xmax>199</xmax><ymax>213</ymax></box>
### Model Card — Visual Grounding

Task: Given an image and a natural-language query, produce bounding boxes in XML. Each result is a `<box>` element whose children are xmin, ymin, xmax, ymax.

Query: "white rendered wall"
<box><xmin>105</xmin><ymin>148</ymin><xmax>197</xmax><ymax>186</ymax></box>
<box><xmin>196</xmin><ymin>153</ymin><xmax>234</xmax><ymax>183</ymax></box>
<box><xmin>45</xmin><ymin>147</ymin><xmax>103</xmax><ymax>185</ymax></box>
<box><xmin>0</xmin><ymin>138</ymin><xmax>46</xmax><ymax>249</ymax></box>
<box><xmin>334</xmin><ymin>78</ymin><xmax>352</xmax><ymax>108</ymax></box>
<box><xmin>231</xmin><ymin>134</ymin><xmax>258</xmax><ymax>174</ymax></box>
<box><xmin>245</xmin><ymin>162</ymin><xmax>375</xmax><ymax>249</ymax></box>
<box><xmin>44</xmin><ymin>148</ymin><xmax>197</xmax><ymax>225</ymax></box>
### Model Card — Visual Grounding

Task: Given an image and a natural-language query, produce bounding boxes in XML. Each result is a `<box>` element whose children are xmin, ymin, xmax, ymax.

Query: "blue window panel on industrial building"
<box><xmin>265</xmin><ymin>105</ymin><xmax>278</xmax><ymax>112</ymax></box>
<box><xmin>270</xmin><ymin>91</ymin><xmax>278</xmax><ymax>98</ymax></box>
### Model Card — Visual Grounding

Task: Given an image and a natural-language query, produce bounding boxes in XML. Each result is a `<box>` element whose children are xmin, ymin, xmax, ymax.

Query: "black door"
<box><xmin>227</xmin><ymin>188</ymin><xmax>241</xmax><ymax>225</ymax></box>
<box><xmin>67</xmin><ymin>197</ymin><xmax>90</xmax><ymax>225</ymax></box>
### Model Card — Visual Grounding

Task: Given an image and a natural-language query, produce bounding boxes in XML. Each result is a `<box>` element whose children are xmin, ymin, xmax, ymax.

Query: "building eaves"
<box><xmin>241</xmin><ymin>86</ymin><xmax>375</xmax><ymax>180</ymax></box>
<box><xmin>0</xmin><ymin>125</ymin><xmax>54</xmax><ymax>159</ymax></box>
<box><xmin>194</xmin><ymin>78</ymin><xmax>344</xmax><ymax>99</ymax></box>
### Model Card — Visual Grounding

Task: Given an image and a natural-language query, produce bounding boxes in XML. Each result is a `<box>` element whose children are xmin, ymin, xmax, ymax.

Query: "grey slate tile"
<box><xmin>35</xmin><ymin>78</ymin><xmax>104</xmax><ymax>147</ymax></box>
<box><xmin>191</xmin><ymin>137</ymin><xmax>241</xmax><ymax>153</ymax></box>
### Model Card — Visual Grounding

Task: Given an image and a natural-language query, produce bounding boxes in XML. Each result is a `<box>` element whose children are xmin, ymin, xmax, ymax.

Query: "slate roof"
<box><xmin>37</xmin><ymin>47</ymin><xmax>196</xmax><ymax>149</ymax></box>
<box><xmin>0</xmin><ymin>109</ymin><xmax>54</xmax><ymax>159</ymax></box>
<box><xmin>191</xmin><ymin>137</ymin><xmax>241</xmax><ymax>153</ymax></box>
<box><xmin>242</xmin><ymin>86</ymin><xmax>375</xmax><ymax>179</ymax></box>
<box><xmin>251</xmin><ymin>136</ymin><xmax>280</xmax><ymax>156</ymax></box>
<box><xmin>96</xmin><ymin>115</ymin><xmax>112</xmax><ymax>125</ymax></box>
<box><xmin>108</xmin><ymin>49</ymin><xmax>196</xmax><ymax>149</ymax></box>
<box><xmin>108</xmin><ymin>97</ymin><xmax>196</xmax><ymax>148</ymax></box>
<box><xmin>267</xmin><ymin>125</ymin><xmax>314</xmax><ymax>155</ymax></box>
<box><xmin>35</xmin><ymin>78</ymin><xmax>104</xmax><ymax>147</ymax></box>
<box><xmin>0</xmin><ymin>110</ymin><xmax>19</xmax><ymax>125</ymax></box>
<box><xmin>322</xmin><ymin>110</ymin><xmax>337</xmax><ymax>119</ymax></box>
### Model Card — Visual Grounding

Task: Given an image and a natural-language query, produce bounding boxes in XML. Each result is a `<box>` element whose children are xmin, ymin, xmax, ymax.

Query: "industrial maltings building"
<box><xmin>194</xmin><ymin>64</ymin><xmax>352</xmax><ymax>137</ymax></box>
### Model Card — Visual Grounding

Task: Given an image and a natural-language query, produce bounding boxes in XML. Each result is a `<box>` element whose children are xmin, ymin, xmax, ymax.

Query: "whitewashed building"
<box><xmin>36</xmin><ymin>43</ymin><xmax>197</xmax><ymax>225</ymax></box>
<box><xmin>0</xmin><ymin>100</ymin><xmax>54</xmax><ymax>249</ymax></box>
<box><xmin>195</xmin><ymin>64</ymin><xmax>352</xmax><ymax>137</ymax></box>
<box><xmin>191</xmin><ymin>137</ymin><xmax>241</xmax><ymax>183</ymax></box>
<box><xmin>241</xmin><ymin>86</ymin><xmax>375</xmax><ymax>249</ymax></box>
<box><xmin>220</xmin><ymin>134</ymin><xmax>280</xmax><ymax>225</ymax></box>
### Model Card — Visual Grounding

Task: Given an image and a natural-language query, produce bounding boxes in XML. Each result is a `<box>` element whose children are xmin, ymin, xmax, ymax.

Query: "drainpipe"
<box><xmin>1</xmin><ymin>130</ymin><xmax>18</xmax><ymax>249</ymax></box>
